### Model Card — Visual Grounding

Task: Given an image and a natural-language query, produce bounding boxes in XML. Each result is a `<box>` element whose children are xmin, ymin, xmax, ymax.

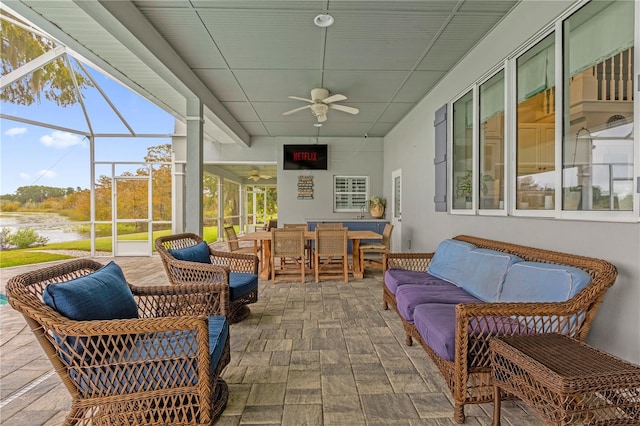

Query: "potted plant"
<box><xmin>369</xmin><ymin>196</ymin><xmax>386</xmax><ymax>218</ymax></box>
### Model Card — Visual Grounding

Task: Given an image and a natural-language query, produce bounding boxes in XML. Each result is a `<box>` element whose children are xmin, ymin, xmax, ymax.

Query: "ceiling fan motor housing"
<box><xmin>311</xmin><ymin>88</ymin><xmax>329</xmax><ymax>101</ymax></box>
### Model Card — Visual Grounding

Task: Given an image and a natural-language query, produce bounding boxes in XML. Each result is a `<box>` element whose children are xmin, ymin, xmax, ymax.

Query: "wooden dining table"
<box><xmin>238</xmin><ymin>230</ymin><xmax>382</xmax><ymax>280</ymax></box>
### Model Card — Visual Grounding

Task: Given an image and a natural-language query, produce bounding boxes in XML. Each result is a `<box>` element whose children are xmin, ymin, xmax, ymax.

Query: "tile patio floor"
<box><xmin>0</xmin><ymin>254</ymin><xmax>545</xmax><ymax>425</ymax></box>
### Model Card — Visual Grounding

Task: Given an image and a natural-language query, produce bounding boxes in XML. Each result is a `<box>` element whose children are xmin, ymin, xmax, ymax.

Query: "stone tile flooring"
<box><xmin>0</xmin><ymin>256</ymin><xmax>544</xmax><ymax>425</ymax></box>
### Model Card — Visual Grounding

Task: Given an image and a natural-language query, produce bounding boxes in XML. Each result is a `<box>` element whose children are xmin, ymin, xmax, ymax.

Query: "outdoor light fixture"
<box><xmin>314</xmin><ymin>14</ymin><xmax>334</xmax><ymax>28</ymax></box>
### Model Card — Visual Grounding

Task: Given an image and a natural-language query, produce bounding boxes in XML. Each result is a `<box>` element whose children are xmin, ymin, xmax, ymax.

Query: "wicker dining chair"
<box><xmin>314</xmin><ymin>227</ymin><xmax>349</xmax><ymax>283</ymax></box>
<box><xmin>271</xmin><ymin>228</ymin><xmax>306</xmax><ymax>283</ymax></box>
<box><xmin>283</xmin><ymin>223</ymin><xmax>313</xmax><ymax>269</ymax></box>
<box><xmin>156</xmin><ymin>233</ymin><xmax>259</xmax><ymax>323</ymax></box>
<box><xmin>5</xmin><ymin>259</ymin><xmax>230</xmax><ymax>426</ymax></box>
<box><xmin>224</xmin><ymin>224</ymin><xmax>262</xmax><ymax>258</ymax></box>
<box><xmin>359</xmin><ymin>223</ymin><xmax>394</xmax><ymax>273</ymax></box>
<box><xmin>316</xmin><ymin>222</ymin><xmax>344</xmax><ymax>229</ymax></box>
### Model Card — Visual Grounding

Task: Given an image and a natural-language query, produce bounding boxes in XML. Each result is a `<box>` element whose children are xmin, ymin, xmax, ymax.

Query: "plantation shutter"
<box><xmin>334</xmin><ymin>176</ymin><xmax>368</xmax><ymax>211</ymax></box>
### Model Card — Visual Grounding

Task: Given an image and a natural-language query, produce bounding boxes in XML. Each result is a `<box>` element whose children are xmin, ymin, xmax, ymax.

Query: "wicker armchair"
<box><xmin>155</xmin><ymin>233</ymin><xmax>259</xmax><ymax>323</ymax></box>
<box><xmin>5</xmin><ymin>259</ymin><xmax>230</xmax><ymax>426</ymax></box>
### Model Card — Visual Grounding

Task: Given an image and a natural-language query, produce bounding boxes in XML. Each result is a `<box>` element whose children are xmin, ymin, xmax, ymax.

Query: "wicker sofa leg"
<box><xmin>454</xmin><ymin>403</ymin><xmax>465</xmax><ymax>424</ymax></box>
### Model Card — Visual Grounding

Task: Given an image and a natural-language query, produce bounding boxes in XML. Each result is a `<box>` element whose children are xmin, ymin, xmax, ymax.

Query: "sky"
<box><xmin>1</xmin><ymin>58</ymin><xmax>175</xmax><ymax>196</ymax></box>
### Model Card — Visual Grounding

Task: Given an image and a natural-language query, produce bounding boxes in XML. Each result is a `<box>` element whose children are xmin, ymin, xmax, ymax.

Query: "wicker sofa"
<box><xmin>382</xmin><ymin>235</ymin><xmax>618</xmax><ymax>424</ymax></box>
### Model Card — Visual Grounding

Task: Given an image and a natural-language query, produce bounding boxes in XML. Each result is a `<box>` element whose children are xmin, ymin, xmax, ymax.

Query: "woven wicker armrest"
<box><xmin>383</xmin><ymin>252</ymin><xmax>434</xmax><ymax>272</ymax></box>
<box><xmin>131</xmin><ymin>282</ymin><xmax>230</xmax><ymax>318</ymax></box>
<box><xmin>209</xmin><ymin>248</ymin><xmax>259</xmax><ymax>274</ymax></box>
<box><xmin>453</xmin><ymin>300</ymin><xmax>592</xmax><ymax>374</ymax></box>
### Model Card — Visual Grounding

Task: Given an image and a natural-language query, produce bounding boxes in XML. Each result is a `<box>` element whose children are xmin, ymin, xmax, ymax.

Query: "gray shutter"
<box><xmin>434</xmin><ymin>104</ymin><xmax>447</xmax><ymax>212</ymax></box>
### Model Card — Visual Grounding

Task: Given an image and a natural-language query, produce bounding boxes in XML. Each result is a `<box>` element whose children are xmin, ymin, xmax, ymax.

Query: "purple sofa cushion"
<box><xmin>384</xmin><ymin>270</ymin><xmax>451</xmax><ymax>294</ymax></box>
<box><xmin>395</xmin><ymin>284</ymin><xmax>479</xmax><ymax>323</ymax></box>
<box><xmin>413</xmin><ymin>304</ymin><xmax>531</xmax><ymax>362</ymax></box>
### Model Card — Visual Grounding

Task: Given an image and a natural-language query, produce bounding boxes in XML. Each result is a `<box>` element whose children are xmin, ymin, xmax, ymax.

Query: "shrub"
<box><xmin>5</xmin><ymin>228</ymin><xmax>49</xmax><ymax>249</ymax></box>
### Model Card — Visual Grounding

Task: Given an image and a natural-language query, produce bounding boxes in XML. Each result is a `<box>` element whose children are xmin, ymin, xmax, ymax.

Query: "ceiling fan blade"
<box><xmin>282</xmin><ymin>105</ymin><xmax>312</xmax><ymax>116</ymax></box>
<box><xmin>288</xmin><ymin>96</ymin><xmax>314</xmax><ymax>103</ymax></box>
<box><xmin>330</xmin><ymin>104</ymin><xmax>359</xmax><ymax>115</ymax></box>
<box><xmin>260</xmin><ymin>175</ymin><xmax>272</xmax><ymax>179</ymax></box>
<box><xmin>322</xmin><ymin>94</ymin><xmax>347</xmax><ymax>104</ymax></box>
<box><xmin>317</xmin><ymin>114</ymin><xmax>327</xmax><ymax>123</ymax></box>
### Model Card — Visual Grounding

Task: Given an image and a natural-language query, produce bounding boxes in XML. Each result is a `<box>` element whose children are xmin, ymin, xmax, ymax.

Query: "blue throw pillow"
<box><xmin>43</xmin><ymin>261</ymin><xmax>139</xmax><ymax>320</ymax></box>
<box><xmin>168</xmin><ymin>241</ymin><xmax>212</xmax><ymax>264</ymax></box>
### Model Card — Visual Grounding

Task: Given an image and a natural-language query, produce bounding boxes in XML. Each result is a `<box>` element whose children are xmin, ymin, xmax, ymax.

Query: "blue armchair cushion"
<box><xmin>229</xmin><ymin>272</ymin><xmax>258</xmax><ymax>300</ymax></box>
<box><xmin>427</xmin><ymin>239</ymin><xmax>476</xmax><ymax>284</ymax></box>
<box><xmin>43</xmin><ymin>261</ymin><xmax>138</xmax><ymax>321</ymax></box>
<box><xmin>168</xmin><ymin>241</ymin><xmax>212</xmax><ymax>264</ymax></box>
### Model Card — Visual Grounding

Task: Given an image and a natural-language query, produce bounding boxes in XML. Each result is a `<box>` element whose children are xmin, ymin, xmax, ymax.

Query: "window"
<box><xmin>452</xmin><ymin>91</ymin><xmax>474</xmax><ymax>209</ymax></box>
<box><xmin>516</xmin><ymin>33</ymin><xmax>556</xmax><ymax>211</ymax></box>
<box><xmin>334</xmin><ymin>176</ymin><xmax>368</xmax><ymax>212</ymax></box>
<box><xmin>479</xmin><ymin>70</ymin><xmax>505</xmax><ymax>210</ymax></box>
<box><xmin>447</xmin><ymin>0</ymin><xmax>636</xmax><ymax>220</ymax></box>
<box><xmin>562</xmin><ymin>0</ymin><xmax>634</xmax><ymax>211</ymax></box>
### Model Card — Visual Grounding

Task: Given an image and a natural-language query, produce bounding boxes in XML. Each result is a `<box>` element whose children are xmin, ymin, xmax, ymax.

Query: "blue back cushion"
<box><xmin>43</xmin><ymin>261</ymin><xmax>138</xmax><ymax>320</ymax></box>
<box><xmin>427</xmin><ymin>239</ymin><xmax>476</xmax><ymax>284</ymax></box>
<box><xmin>168</xmin><ymin>241</ymin><xmax>211</xmax><ymax>264</ymax></box>
<box><xmin>499</xmin><ymin>261</ymin><xmax>592</xmax><ymax>303</ymax></box>
<box><xmin>457</xmin><ymin>248</ymin><xmax>522</xmax><ymax>301</ymax></box>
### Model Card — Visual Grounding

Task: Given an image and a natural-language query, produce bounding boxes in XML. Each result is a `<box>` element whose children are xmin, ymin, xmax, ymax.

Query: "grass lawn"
<box><xmin>1</xmin><ymin>227</ymin><xmax>222</xmax><ymax>268</ymax></box>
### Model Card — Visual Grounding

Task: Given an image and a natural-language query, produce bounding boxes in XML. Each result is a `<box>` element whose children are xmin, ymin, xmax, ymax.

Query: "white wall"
<box><xmin>383</xmin><ymin>0</ymin><xmax>640</xmax><ymax>363</ymax></box>
<box><xmin>259</xmin><ymin>136</ymin><xmax>385</xmax><ymax>225</ymax></box>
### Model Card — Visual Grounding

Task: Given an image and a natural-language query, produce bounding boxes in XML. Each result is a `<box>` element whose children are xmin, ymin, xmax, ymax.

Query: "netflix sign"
<box><xmin>283</xmin><ymin>144</ymin><xmax>328</xmax><ymax>170</ymax></box>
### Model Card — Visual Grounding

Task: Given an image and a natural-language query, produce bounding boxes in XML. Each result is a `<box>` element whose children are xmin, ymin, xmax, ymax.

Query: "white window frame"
<box><xmin>334</xmin><ymin>175</ymin><xmax>368</xmax><ymax>212</ymax></box>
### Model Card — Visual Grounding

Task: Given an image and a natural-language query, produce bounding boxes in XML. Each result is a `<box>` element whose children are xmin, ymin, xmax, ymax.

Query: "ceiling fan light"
<box><xmin>313</xmin><ymin>123</ymin><xmax>323</xmax><ymax>127</ymax></box>
<box><xmin>314</xmin><ymin>14</ymin><xmax>334</xmax><ymax>28</ymax></box>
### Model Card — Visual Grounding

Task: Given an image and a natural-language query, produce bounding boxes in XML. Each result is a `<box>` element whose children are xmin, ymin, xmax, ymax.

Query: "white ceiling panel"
<box><xmin>193</xmin><ymin>70</ymin><xmax>245</xmax><ymax>102</ymax></box>
<box><xmin>322</xmin><ymin>71</ymin><xmax>409</xmax><ymax>102</ymax></box>
<box><xmin>197</xmin><ymin>9</ymin><xmax>324</xmax><ymax>69</ymax></box>
<box><xmin>234</xmin><ymin>70</ymin><xmax>323</xmax><ymax>102</ymax></box>
<box><xmin>222</xmin><ymin>102</ymin><xmax>261</xmax><ymax>122</ymax></box>
<box><xmin>137</xmin><ymin>9</ymin><xmax>227</xmax><ymax>69</ymax></box>
<box><xmin>378</xmin><ymin>103</ymin><xmax>416</xmax><ymax>123</ymax></box>
<box><xmin>393</xmin><ymin>71</ymin><xmax>448</xmax><ymax>102</ymax></box>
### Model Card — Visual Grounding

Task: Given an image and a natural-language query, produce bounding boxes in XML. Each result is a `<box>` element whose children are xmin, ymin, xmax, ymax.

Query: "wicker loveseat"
<box><xmin>156</xmin><ymin>233</ymin><xmax>259</xmax><ymax>323</ymax></box>
<box><xmin>382</xmin><ymin>235</ymin><xmax>618</xmax><ymax>423</ymax></box>
<box><xmin>6</xmin><ymin>259</ymin><xmax>231</xmax><ymax>425</ymax></box>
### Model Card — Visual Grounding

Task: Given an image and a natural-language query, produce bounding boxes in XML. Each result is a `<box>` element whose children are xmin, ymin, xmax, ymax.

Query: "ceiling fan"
<box><xmin>248</xmin><ymin>169</ymin><xmax>272</xmax><ymax>182</ymax></box>
<box><xmin>282</xmin><ymin>88</ymin><xmax>359</xmax><ymax>123</ymax></box>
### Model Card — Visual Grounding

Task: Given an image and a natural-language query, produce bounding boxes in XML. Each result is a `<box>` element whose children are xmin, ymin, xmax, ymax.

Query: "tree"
<box><xmin>1</xmin><ymin>12</ymin><xmax>91</xmax><ymax>106</ymax></box>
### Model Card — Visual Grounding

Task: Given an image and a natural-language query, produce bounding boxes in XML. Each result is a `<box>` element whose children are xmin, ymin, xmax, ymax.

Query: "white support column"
<box><xmin>185</xmin><ymin>98</ymin><xmax>204</xmax><ymax>235</ymax></box>
<box><xmin>171</xmin><ymin>155</ymin><xmax>185</xmax><ymax>234</ymax></box>
<box><xmin>239</xmin><ymin>184</ymin><xmax>246</xmax><ymax>233</ymax></box>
